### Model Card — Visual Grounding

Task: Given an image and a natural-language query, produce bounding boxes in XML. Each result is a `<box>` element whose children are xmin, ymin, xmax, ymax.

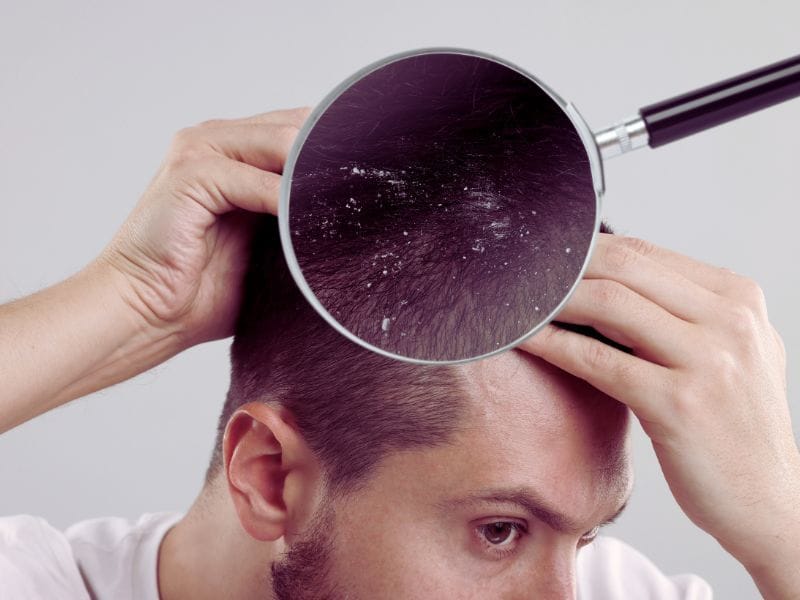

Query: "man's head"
<box><xmin>206</xmin><ymin>216</ymin><xmax>632</xmax><ymax>599</ymax></box>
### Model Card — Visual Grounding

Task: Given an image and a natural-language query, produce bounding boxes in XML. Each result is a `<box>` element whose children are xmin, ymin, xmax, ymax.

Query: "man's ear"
<box><xmin>223</xmin><ymin>401</ymin><xmax>321</xmax><ymax>542</ymax></box>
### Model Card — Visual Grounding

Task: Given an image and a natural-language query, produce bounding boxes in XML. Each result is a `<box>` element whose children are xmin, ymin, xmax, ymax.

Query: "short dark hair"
<box><xmin>206</xmin><ymin>215</ymin><xmax>621</xmax><ymax>492</ymax></box>
<box><xmin>207</xmin><ymin>215</ymin><xmax>467</xmax><ymax>493</ymax></box>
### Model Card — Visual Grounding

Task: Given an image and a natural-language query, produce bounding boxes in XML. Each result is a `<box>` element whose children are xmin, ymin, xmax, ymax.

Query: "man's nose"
<box><xmin>512</xmin><ymin>550</ymin><xmax>577</xmax><ymax>600</ymax></box>
<box><xmin>538</xmin><ymin>569</ymin><xmax>577</xmax><ymax>600</ymax></box>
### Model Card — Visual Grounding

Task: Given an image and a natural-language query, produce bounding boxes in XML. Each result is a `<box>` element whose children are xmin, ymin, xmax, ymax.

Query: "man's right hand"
<box><xmin>99</xmin><ymin>106</ymin><xmax>312</xmax><ymax>348</ymax></box>
<box><xmin>0</xmin><ymin>106</ymin><xmax>311</xmax><ymax>432</ymax></box>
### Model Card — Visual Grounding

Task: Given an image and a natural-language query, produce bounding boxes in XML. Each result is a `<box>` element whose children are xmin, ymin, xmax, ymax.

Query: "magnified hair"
<box><xmin>287</xmin><ymin>51</ymin><xmax>596</xmax><ymax>362</ymax></box>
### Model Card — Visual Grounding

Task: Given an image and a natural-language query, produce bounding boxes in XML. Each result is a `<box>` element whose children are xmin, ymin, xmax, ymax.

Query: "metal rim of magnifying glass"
<box><xmin>278</xmin><ymin>46</ymin><xmax>606</xmax><ymax>365</ymax></box>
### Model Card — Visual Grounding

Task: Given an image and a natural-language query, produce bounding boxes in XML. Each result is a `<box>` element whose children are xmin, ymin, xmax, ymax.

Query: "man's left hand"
<box><xmin>519</xmin><ymin>233</ymin><xmax>799</xmax><ymax>599</ymax></box>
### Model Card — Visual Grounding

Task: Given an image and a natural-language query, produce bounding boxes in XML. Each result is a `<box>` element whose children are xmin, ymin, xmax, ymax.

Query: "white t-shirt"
<box><xmin>0</xmin><ymin>513</ymin><xmax>712</xmax><ymax>599</ymax></box>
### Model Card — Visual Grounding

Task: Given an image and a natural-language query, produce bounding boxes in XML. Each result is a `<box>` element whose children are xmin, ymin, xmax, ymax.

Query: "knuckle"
<box><xmin>611</xmin><ymin>358</ymin><xmax>636</xmax><ymax>388</ymax></box>
<box><xmin>583</xmin><ymin>340</ymin><xmax>613</xmax><ymax>372</ymax></box>
<box><xmin>669</xmin><ymin>386</ymin><xmax>703</xmax><ymax>421</ymax></box>
<box><xmin>170</xmin><ymin>156</ymin><xmax>223</xmax><ymax>208</ymax></box>
<box><xmin>275</xmin><ymin>122</ymin><xmax>301</xmax><ymax>141</ymax></box>
<box><xmin>602</xmin><ymin>240</ymin><xmax>640</xmax><ymax>273</ymax></box>
<box><xmin>735</xmin><ymin>275</ymin><xmax>767</xmax><ymax>309</ymax></box>
<box><xmin>289</xmin><ymin>105</ymin><xmax>313</xmax><ymax>123</ymax></box>
<box><xmin>668</xmin><ymin>366</ymin><xmax>730</xmax><ymax>419</ymax></box>
<box><xmin>530</xmin><ymin>324</ymin><xmax>561</xmax><ymax>347</ymax></box>
<box><xmin>260</xmin><ymin>171</ymin><xmax>280</xmax><ymax>194</ymax></box>
<box><xmin>721</xmin><ymin>302</ymin><xmax>757</xmax><ymax>338</ymax></box>
<box><xmin>771</xmin><ymin>325</ymin><xmax>787</xmax><ymax>360</ymax></box>
<box><xmin>590</xmin><ymin>279</ymin><xmax>627</xmax><ymax>310</ymax></box>
<box><xmin>166</xmin><ymin>127</ymin><xmax>210</xmax><ymax>169</ymax></box>
<box><xmin>619</xmin><ymin>236</ymin><xmax>656</xmax><ymax>257</ymax></box>
<box><xmin>704</xmin><ymin>349</ymin><xmax>740</xmax><ymax>384</ymax></box>
<box><xmin>269</xmin><ymin>123</ymin><xmax>302</xmax><ymax>153</ymax></box>
<box><xmin>170</xmin><ymin>126</ymin><xmax>196</xmax><ymax>149</ymax></box>
<box><xmin>196</xmin><ymin>117</ymin><xmax>226</xmax><ymax>128</ymax></box>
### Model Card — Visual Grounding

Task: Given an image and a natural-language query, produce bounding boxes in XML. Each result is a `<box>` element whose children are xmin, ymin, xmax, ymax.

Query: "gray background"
<box><xmin>1</xmin><ymin>1</ymin><xmax>798</xmax><ymax>598</ymax></box>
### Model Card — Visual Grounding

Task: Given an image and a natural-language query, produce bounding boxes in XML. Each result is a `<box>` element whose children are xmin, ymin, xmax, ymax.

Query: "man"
<box><xmin>0</xmin><ymin>107</ymin><xmax>798</xmax><ymax>599</ymax></box>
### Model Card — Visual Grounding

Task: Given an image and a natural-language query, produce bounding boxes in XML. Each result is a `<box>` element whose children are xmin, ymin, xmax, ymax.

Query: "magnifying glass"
<box><xmin>278</xmin><ymin>47</ymin><xmax>800</xmax><ymax>364</ymax></box>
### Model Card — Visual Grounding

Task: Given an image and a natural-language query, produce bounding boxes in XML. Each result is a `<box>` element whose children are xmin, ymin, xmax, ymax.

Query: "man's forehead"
<box><xmin>449</xmin><ymin>347</ymin><xmax>632</xmax><ymax>518</ymax></box>
<box><xmin>457</xmin><ymin>348</ymin><xmax>628</xmax><ymax>429</ymax></box>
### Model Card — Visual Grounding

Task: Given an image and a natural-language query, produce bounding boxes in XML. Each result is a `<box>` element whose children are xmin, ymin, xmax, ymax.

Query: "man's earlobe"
<box><xmin>223</xmin><ymin>402</ymin><xmax>317</xmax><ymax>542</ymax></box>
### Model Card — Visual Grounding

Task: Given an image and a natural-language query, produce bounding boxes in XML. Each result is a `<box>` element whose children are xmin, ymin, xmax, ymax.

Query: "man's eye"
<box><xmin>476</xmin><ymin>521</ymin><xmax>526</xmax><ymax>552</ymax></box>
<box><xmin>481</xmin><ymin>522</ymin><xmax>518</xmax><ymax>545</ymax></box>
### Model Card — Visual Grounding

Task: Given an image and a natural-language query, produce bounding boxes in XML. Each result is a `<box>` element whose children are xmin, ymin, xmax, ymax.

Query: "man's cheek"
<box><xmin>331</xmin><ymin>519</ymin><xmax>463</xmax><ymax>599</ymax></box>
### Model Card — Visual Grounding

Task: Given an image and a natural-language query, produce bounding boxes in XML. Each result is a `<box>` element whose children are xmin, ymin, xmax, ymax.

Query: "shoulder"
<box><xmin>0</xmin><ymin>512</ymin><xmax>182</xmax><ymax>600</ymax></box>
<box><xmin>64</xmin><ymin>511</ymin><xmax>183</xmax><ymax>600</ymax></box>
<box><xmin>64</xmin><ymin>511</ymin><xmax>180</xmax><ymax>552</ymax></box>
<box><xmin>577</xmin><ymin>535</ymin><xmax>713</xmax><ymax>600</ymax></box>
<box><xmin>0</xmin><ymin>514</ymin><xmax>89</xmax><ymax>599</ymax></box>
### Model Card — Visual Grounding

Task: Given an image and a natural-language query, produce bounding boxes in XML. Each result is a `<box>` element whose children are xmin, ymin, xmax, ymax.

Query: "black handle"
<box><xmin>640</xmin><ymin>54</ymin><xmax>800</xmax><ymax>148</ymax></box>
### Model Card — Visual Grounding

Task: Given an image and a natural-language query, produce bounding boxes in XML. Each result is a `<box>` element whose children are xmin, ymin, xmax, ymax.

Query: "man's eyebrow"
<box><xmin>437</xmin><ymin>487</ymin><xmax>629</xmax><ymax>535</ymax></box>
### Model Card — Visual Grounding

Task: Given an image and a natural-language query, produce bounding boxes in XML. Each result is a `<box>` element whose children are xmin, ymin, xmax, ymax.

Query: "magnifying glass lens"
<box><xmin>286</xmin><ymin>51</ymin><xmax>596</xmax><ymax>363</ymax></box>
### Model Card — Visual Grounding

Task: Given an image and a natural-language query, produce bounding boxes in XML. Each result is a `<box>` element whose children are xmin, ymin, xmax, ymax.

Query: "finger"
<box><xmin>557</xmin><ymin>279</ymin><xmax>699</xmax><ymax>367</ymax></box>
<box><xmin>587</xmin><ymin>234</ymin><xmax>723</xmax><ymax>323</ymax></box>
<box><xmin>236</xmin><ymin>106</ymin><xmax>314</xmax><ymax>128</ymax></box>
<box><xmin>181</xmin><ymin>155</ymin><xmax>282</xmax><ymax>216</ymax></box>
<box><xmin>519</xmin><ymin>323</ymin><xmax>671</xmax><ymax>423</ymax></box>
<box><xmin>194</xmin><ymin>121</ymin><xmax>303</xmax><ymax>173</ymax></box>
<box><xmin>598</xmin><ymin>233</ymin><xmax>740</xmax><ymax>297</ymax></box>
<box><xmin>175</xmin><ymin>106</ymin><xmax>313</xmax><ymax>173</ymax></box>
<box><xmin>198</xmin><ymin>106</ymin><xmax>314</xmax><ymax>129</ymax></box>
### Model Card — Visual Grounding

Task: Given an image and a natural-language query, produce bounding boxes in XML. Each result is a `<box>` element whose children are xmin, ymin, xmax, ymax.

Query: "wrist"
<box><xmin>87</xmin><ymin>255</ymin><xmax>187</xmax><ymax>353</ymax></box>
<box><xmin>738</xmin><ymin>528</ymin><xmax>800</xmax><ymax>600</ymax></box>
<box><xmin>720</xmin><ymin>458</ymin><xmax>800</xmax><ymax>598</ymax></box>
<box><xmin>0</xmin><ymin>259</ymin><xmax>186</xmax><ymax>432</ymax></box>
<box><xmin>55</xmin><ymin>259</ymin><xmax>185</xmax><ymax>401</ymax></box>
